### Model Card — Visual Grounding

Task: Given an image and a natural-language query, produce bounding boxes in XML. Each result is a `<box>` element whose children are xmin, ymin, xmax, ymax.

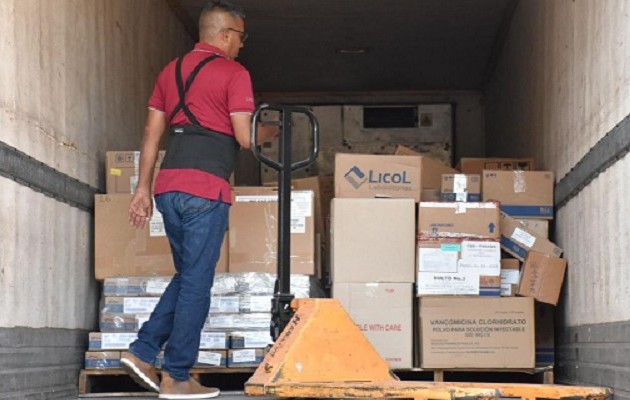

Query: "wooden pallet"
<box><xmin>78</xmin><ymin>367</ymin><xmax>256</xmax><ymax>397</ymax></box>
<box><xmin>79</xmin><ymin>366</ymin><xmax>554</xmax><ymax>397</ymax></box>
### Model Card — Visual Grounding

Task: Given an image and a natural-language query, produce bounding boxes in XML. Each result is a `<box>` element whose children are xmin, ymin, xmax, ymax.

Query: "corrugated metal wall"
<box><xmin>0</xmin><ymin>0</ymin><xmax>192</xmax><ymax>397</ymax></box>
<box><xmin>485</xmin><ymin>0</ymin><xmax>630</xmax><ymax>397</ymax></box>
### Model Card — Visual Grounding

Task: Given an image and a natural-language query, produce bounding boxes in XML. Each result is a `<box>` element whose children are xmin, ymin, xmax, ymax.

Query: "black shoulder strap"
<box><xmin>170</xmin><ymin>54</ymin><xmax>220</xmax><ymax>126</ymax></box>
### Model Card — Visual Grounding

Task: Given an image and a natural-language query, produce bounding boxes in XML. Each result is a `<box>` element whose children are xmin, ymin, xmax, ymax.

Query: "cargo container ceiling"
<box><xmin>168</xmin><ymin>0</ymin><xmax>517</xmax><ymax>93</ymax></box>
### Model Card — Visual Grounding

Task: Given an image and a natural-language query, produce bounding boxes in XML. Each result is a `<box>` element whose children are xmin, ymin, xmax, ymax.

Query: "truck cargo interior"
<box><xmin>1</xmin><ymin>0</ymin><xmax>628</xmax><ymax>399</ymax></box>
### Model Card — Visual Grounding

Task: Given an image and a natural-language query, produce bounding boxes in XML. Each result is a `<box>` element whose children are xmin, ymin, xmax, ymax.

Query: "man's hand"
<box><xmin>129</xmin><ymin>188</ymin><xmax>153</xmax><ymax>229</ymax></box>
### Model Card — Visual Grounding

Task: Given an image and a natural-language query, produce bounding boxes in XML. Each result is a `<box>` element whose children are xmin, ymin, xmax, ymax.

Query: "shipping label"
<box><xmin>418</xmin><ymin>248</ymin><xmax>458</xmax><ymax>273</ymax></box>
<box><xmin>197</xmin><ymin>351</ymin><xmax>222</xmax><ymax>366</ymax></box>
<box><xmin>199</xmin><ymin>332</ymin><xmax>227</xmax><ymax>349</ymax></box>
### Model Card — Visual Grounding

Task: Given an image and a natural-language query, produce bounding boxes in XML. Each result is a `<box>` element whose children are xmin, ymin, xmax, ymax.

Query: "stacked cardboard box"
<box><xmin>90</xmin><ymin>151</ymin><xmax>325</xmax><ymax>370</ymax></box>
<box><xmin>228</xmin><ymin>186</ymin><xmax>316</xmax><ymax>276</ymax></box>
<box><xmin>86</xmin><ymin>273</ymin><xmax>314</xmax><ymax>369</ymax></box>
<box><xmin>331</xmin><ymin>198</ymin><xmax>416</xmax><ymax>369</ymax></box>
<box><xmin>329</xmin><ymin>150</ymin><xmax>458</xmax><ymax>369</ymax></box>
<box><xmin>416</xmin><ymin>202</ymin><xmax>501</xmax><ymax>296</ymax></box>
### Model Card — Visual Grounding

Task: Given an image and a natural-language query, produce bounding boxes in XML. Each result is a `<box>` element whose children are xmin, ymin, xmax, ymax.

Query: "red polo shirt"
<box><xmin>149</xmin><ymin>43</ymin><xmax>255</xmax><ymax>203</ymax></box>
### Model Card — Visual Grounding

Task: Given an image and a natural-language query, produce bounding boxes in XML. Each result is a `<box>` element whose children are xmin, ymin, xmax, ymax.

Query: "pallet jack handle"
<box><xmin>251</xmin><ymin>104</ymin><xmax>320</xmax><ymax>341</ymax></box>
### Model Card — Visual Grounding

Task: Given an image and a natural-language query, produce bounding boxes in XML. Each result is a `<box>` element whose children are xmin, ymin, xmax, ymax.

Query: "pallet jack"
<box><xmin>248</xmin><ymin>104</ymin><xmax>611</xmax><ymax>400</ymax></box>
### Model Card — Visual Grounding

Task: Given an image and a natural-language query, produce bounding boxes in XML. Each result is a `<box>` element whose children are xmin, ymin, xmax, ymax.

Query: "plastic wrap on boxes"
<box><xmin>227</xmin><ymin>348</ymin><xmax>266</xmax><ymax>367</ymax></box>
<box><xmin>89</xmin><ymin>332</ymin><xmax>138</xmax><ymax>350</ymax></box>
<box><xmin>103</xmin><ymin>277</ymin><xmax>172</xmax><ymax>296</ymax></box>
<box><xmin>100</xmin><ymin>297</ymin><xmax>160</xmax><ymax>314</ymax></box>
<box><xmin>238</xmin><ymin>294</ymin><xmax>273</xmax><ymax>313</ymax></box>
<box><xmin>229</xmin><ymin>330</ymin><xmax>274</xmax><ymax>349</ymax></box>
<box><xmin>205</xmin><ymin>313</ymin><xmax>271</xmax><ymax>330</ymax></box>
<box><xmin>84</xmin><ymin>351</ymin><xmax>122</xmax><ymax>369</ymax></box>
<box><xmin>199</xmin><ymin>331</ymin><xmax>229</xmax><ymax>349</ymax></box>
<box><xmin>212</xmin><ymin>273</ymin><xmax>314</xmax><ymax>297</ymax></box>
<box><xmin>156</xmin><ymin>350</ymin><xmax>227</xmax><ymax>368</ymax></box>
<box><xmin>100</xmin><ymin>313</ymin><xmax>151</xmax><ymax>332</ymax></box>
<box><xmin>210</xmin><ymin>296</ymin><xmax>240</xmax><ymax>313</ymax></box>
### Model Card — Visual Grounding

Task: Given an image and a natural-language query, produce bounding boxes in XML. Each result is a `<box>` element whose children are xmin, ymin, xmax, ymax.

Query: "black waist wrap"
<box><xmin>160</xmin><ymin>125</ymin><xmax>240</xmax><ymax>181</ymax></box>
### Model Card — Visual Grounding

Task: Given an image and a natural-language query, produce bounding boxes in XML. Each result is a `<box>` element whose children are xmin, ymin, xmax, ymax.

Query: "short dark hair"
<box><xmin>201</xmin><ymin>1</ymin><xmax>246</xmax><ymax>20</ymax></box>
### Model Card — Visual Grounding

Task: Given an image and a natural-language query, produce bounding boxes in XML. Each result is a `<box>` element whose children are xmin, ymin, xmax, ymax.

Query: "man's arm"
<box><xmin>128</xmin><ymin>109</ymin><xmax>167</xmax><ymax>229</ymax></box>
<box><xmin>231</xmin><ymin>112</ymin><xmax>279</xmax><ymax>150</ymax></box>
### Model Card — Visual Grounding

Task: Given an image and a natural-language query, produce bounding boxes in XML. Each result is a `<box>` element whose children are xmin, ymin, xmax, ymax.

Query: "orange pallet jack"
<box><xmin>249</xmin><ymin>105</ymin><xmax>611</xmax><ymax>400</ymax></box>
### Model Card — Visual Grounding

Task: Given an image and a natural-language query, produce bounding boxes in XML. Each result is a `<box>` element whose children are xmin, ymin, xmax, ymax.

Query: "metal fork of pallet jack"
<box><xmin>248</xmin><ymin>104</ymin><xmax>611</xmax><ymax>400</ymax></box>
<box><xmin>250</xmin><ymin>103</ymin><xmax>319</xmax><ymax>341</ymax></box>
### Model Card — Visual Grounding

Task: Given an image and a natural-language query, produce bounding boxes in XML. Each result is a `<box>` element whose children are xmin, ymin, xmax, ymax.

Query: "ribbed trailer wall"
<box><xmin>485</xmin><ymin>1</ymin><xmax>630</xmax><ymax>398</ymax></box>
<box><xmin>0</xmin><ymin>0</ymin><xmax>193</xmax><ymax>397</ymax></box>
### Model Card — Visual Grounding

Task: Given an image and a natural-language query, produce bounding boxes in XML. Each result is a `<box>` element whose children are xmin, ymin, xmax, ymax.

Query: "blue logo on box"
<box><xmin>345</xmin><ymin>165</ymin><xmax>412</xmax><ymax>190</ymax></box>
<box><xmin>344</xmin><ymin>166</ymin><xmax>367</xmax><ymax>189</ymax></box>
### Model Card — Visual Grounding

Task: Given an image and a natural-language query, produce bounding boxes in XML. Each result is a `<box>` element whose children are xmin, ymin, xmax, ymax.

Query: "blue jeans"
<box><xmin>129</xmin><ymin>192</ymin><xmax>230</xmax><ymax>381</ymax></box>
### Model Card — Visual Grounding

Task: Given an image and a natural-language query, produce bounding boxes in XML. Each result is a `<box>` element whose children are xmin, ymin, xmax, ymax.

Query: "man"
<box><xmin>121</xmin><ymin>2</ymin><xmax>276</xmax><ymax>398</ymax></box>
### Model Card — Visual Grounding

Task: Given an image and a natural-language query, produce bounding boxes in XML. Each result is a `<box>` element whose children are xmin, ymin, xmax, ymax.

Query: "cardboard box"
<box><xmin>334</xmin><ymin>153</ymin><xmax>455</xmax><ymax>201</ymax></box>
<box><xmin>419</xmin><ymin>297</ymin><xmax>535</xmax><ymax>368</ymax></box>
<box><xmin>458</xmin><ymin>157</ymin><xmax>535</xmax><ymax>175</ymax></box>
<box><xmin>333</xmin><ymin>283</ymin><xmax>413</xmax><ymax>369</ymax></box>
<box><xmin>266</xmin><ymin>176</ymin><xmax>334</xmax><ymax>279</ymax></box>
<box><xmin>518</xmin><ymin>251</ymin><xmax>567</xmax><ymax>306</ymax></box>
<box><xmin>84</xmin><ymin>351</ymin><xmax>121</xmax><ymax>369</ymax></box>
<box><xmin>227</xmin><ymin>348</ymin><xmax>266</xmax><ymax>367</ymax></box>
<box><xmin>198</xmin><ymin>332</ymin><xmax>229</xmax><ymax>349</ymax></box>
<box><xmin>418</xmin><ymin>202</ymin><xmax>500</xmax><ymax>240</ymax></box>
<box><xmin>417</xmin><ymin>239</ymin><xmax>501</xmax><ymax>296</ymax></box>
<box><xmin>482</xmin><ymin>170</ymin><xmax>554</xmax><ymax>219</ymax></box>
<box><xmin>95</xmin><ymin>194</ymin><xmax>175</xmax><ymax>280</ymax></box>
<box><xmin>500</xmin><ymin>258</ymin><xmax>521</xmax><ymax>297</ymax></box>
<box><xmin>500</xmin><ymin>212</ymin><xmax>563</xmax><ymax>261</ymax></box>
<box><xmin>88</xmin><ymin>332</ymin><xmax>138</xmax><ymax>350</ymax></box>
<box><xmin>101</xmin><ymin>297</ymin><xmax>160</xmax><ymax>314</ymax></box>
<box><xmin>106</xmin><ymin>150</ymin><xmax>165</xmax><ymax>194</ymax></box>
<box><xmin>229</xmin><ymin>330</ymin><xmax>274</xmax><ymax>349</ymax></box>
<box><xmin>228</xmin><ymin>187</ymin><xmax>315</xmax><ymax>275</ymax></box>
<box><xmin>331</xmin><ymin>198</ymin><xmax>416</xmax><ymax>283</ymax></box>
<box><xmin>421</xmin><ymin>188</ymin><xmax>441</xmax><ymax>202</ymax></box>
<box><xmin>155</xmin><ymin>350</ymin><xmax>228</xmax><ymax>368</ymax></box>
<box><xmin>440</xmin><ymin>174</ymin><xmax>481</xmax><ymax>202</ymax></box>
<box><xmin>100</xmin><ymin>313</ymin><xmax>151</xmax><ymax>332</ymax></box>
<box><xmin>394</xmin><ymin>144</ymin><xmax>422</xmax><ymax>156</ymax></box>
<box><xmin>516</xmin><ymin>219</ymin><xmax>549</xmax><ymax>239</ymax></box>
<box><xmin>103</xmin><ymin>277</ymin><xmax>172</xmax><ymax>296</ymax></box>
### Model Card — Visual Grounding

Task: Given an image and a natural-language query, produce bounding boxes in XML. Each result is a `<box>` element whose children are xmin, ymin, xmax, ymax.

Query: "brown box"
<box><xmin>106</xmin><ymin>151</ymin><xmax>165</xmax><ymax>194</ymax></box>
<box><xmin>95</xmin><ymin>194</ymin><xmax>229</xmax><ymax>280</ymax></box>
<box><xmin>457</xmin><ymin>157</ymin><xmax>535</xmax><ymax>175</ymax></box>
<box><xmin>500</xmin><ymin>212</ymin><xmax>563</xmax><ymax>261</ymax></box>
<box><xmin>334</xmin><ymin>153</ymin><xmax>455</xmax><ymax>201</ymax></box>
<box><xmin>333</xmin><ymin>282</ymin><xmax>413</xmax><ymax>369</ymax></box>
<box><xmin>331</xmin><ymin>198</ymin><xmax>416</xmax><ymax>283</ymax></box>
<box><xmin>95</xmin><ymin>194</ymin><xmax>174</xmax><ymax>280</ymax></box>
<box><xmin>440</xmin><ymin>174</ymin><xmax>481</xmax><ymax>202</ymax></box>
<box><xmin>500</xmin><ymin>258</ymin><xmax>521</xmax><ymax>297</ymax></box>
<box><xmin>482</xmin><ymin>170</ymin><xmax>554</xmax><ymax>219</ymax></box>
<box><xmin>417</xmin><ymin>238</ymin><xmax>501</xmax><ymax>296</ymax></box>
<box><xmin>516</xmin><ymin>219</ymin><xmax>549</xmax><ymax>239</ymax></box>
<box><xmin>518</xmin><ymin>251</ymin><xmax>567</xmax><ymax>306</ymax></box>
<box><xmin>418</xmin><ymin>202</ymin><xmax>500</xmax><ymax>240</ymax></box>
<box><xmin>228</xmin><ymin>187</ymin><xmax>315</xmax><ymax>275</ymax></box>
<box><xmin>419</xmin><ymin>297</ymin><xmax>535</xmax><ymax>368</ymax></box>
<box><xmin>501</xmin><ymin>258</ymin><xmax>521</xmax><ymax>297</ymax></box>
<box><xmin>394</xmin><ymin>144</ymin><xmax>422</xmax><ymax>156</ymax></box>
